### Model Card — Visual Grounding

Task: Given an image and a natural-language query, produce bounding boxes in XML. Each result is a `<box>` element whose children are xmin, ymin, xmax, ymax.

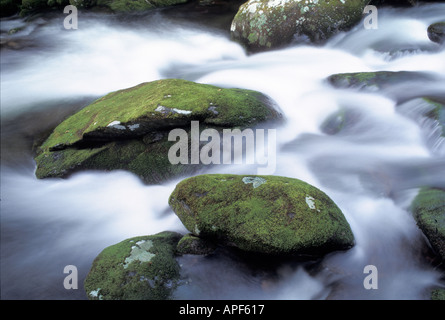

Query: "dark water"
<box><xmin>1</xmin><ymin>3</ymin><xmax>445</xmax><ymax>299</ymax></box>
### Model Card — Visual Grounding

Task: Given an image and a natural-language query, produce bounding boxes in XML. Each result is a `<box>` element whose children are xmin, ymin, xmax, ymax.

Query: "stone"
<box><xmin>169</xmin><ymin>174</ymin><xmax>355</xmax><ymax>256</ymax></box>
<box><xmin>84</xmin><ymin>231</ymin><xmax>182</xmax><ymax>300</ymax></box>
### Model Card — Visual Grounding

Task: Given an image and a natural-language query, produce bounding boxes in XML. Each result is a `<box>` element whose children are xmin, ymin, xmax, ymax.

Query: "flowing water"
<box><xmin>1</xmin><ymin>3</ymin><xmax>445</xmax><ymax>300</ymax></box>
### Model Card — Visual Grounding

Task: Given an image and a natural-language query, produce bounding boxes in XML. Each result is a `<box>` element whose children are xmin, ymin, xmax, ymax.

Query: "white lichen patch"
<box><xmin>194</xmin><ymin>225</ymin><xmax>201</xmax><ymax>236</ymax></box>
<box><xmin>128</xmin><ymin>124</ymin><xmax>140</xmax><ymax>131</ymax></box>
<box><xmin>267</xmin><ymin>0</ymin><xmax>298</xmax><ymax>8</ymax></box>
<box><xmin>305</xmin><ymin>195</ymin><xmax>319</xmax><ymax>211</ymax></box>
<box><xmin>155</xmin><ymin>105</ymin><xmax>192</xmax><ymax>115</ymax></box>
<box><xmin>172</xmin><ymin>108</ymin><xmax>192</xmax><ymax>115</ymax></box>
<box><xmin>89</xmin><ymin>288</ymin><xmax>103</xmax><ymax>300</ymax></box>
<box><xmin>230</xmin><ymin>21</ymin><xmax>236</xmax><ymax>32</ymax></box>
<box><xmin>246</xmin><ymin>1</ymin><xmax>260</xmax><ymax>14</ymax></box>
<box><xmin>107</xmin><ymin>120</ymin><xmax>126</xmax><ymax>130</ymax></box>
<box><xmin>123</xmin><ymin>240</ymin><xmax>155</xmax><ymax>269</ymax></box>
<box><xmin>242</xmin><ymin>176</ymin><xmax>267</xmax><ymax>188</ymax></box>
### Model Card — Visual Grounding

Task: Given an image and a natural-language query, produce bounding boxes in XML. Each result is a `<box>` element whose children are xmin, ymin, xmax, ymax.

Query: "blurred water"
<box><xmin>1</xmin><ymin>4</ymin><xmax>445</xmax><ymax>299</ymax></box>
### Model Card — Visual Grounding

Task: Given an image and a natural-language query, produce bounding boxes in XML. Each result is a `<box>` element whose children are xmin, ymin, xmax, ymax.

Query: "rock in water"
<box><xmin>34</xmin><ymin>79</ymin><xmax>280</xmax><ymax>184</ymax></box>
<box><xmin>84</xmin><ymin>231</ymin><xmax>182</xmax><ymax>300</ymax></box>
<box><xmin>230</xmin><ymin>0</ymin><xmax>369</xmax><ymax>52</ymax></box>
<box><xmin>411</xmin><ymin>188</ymin><xmax>445</xmax><ymax>261</ymax></box>
<box><xmin>427</xmin><ymin>21</ymin><xmax>445</xmax><ymax>44</ymax></box>
<box><xmin>169</xmin><ymin>174</ymin><xmax>355</xmax><ymax>256</ymax></box>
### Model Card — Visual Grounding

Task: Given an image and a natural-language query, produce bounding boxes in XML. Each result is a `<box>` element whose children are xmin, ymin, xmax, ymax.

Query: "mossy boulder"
<box><xmin>84</xmin><ymin>231</ymin><xmax>182</xmax><ymax>300</ymax></box>
<box><xmin>427</xmin><ymin>21</ymin><xmax>445</xmax><ymax>45</ymax></box>
<box><xmin>230</xmin><ymin>0</ymin><xmax>369</xmax><ymax>52</ymax></box>
<box><xmin>411</xmin><ymin>188</ymin><xmax>445</xmax><ymax>261</ymax></box>
<box><xmin>34</xmin><ymin>79</ymin><xmax>280</xmax><ymax>184</ymax></box>
<box><xmin>169</xmin><ymin>174</ymin><xmax>355</xmax><ymax>256</ymax></box>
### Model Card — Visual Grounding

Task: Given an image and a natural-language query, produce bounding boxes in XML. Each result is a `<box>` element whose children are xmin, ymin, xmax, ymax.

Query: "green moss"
<box><xmin>38</xmin><ymin>79</ymin><xmax>278</xmax><ymax>151</ymax></box>
<box><xmin>84</xmin><ymin>231</ymin><xmax>182</xmax><ymax>300</ymax></box>
<box><xmin>169</xmin><ymin>174</ymin><xmax>354</xmax><ymax>256</ymax></box>
<box><xmin>411</xmin><ymin>188</ymin><xmax>445</xmax><ymax>261</ymax></box>
<box><xmin>431</xmin><ymin>288</ymin><xmax>445</xmax><ymax>300</ymax></box>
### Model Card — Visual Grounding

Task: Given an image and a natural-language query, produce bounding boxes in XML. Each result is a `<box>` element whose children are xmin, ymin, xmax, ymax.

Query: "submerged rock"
<box><xmin>84</xmin><ymin>231</ymin><xmax>182</xmax><ymax>300</ymax></box>
<box><xmin>230</xmin><ymin>0</ymin><xmax>369</xmax><ymax>52</ymax></box>
<box><xmin>327</xmin><ymin>71</ymin><xmax>435</xmax><ymax>91</ymax></box>
<box><xmin>427</xmin><ymin>21</ymin><xmax>445</xmax><ymax>44</ymax></box>
<box><xmin>411</xmin><ymin>187</ymin><xmax>445</xmax><ymax>261</ymax></box>
<box><xmin>169</xmin><ymin>174</ymin><xmax>355</xmax><ymax>256</ymax></box>
<box><xmin>34</xmin><ymin>79</ymin><xmax>280</xmax><ymax>184</ymax></box>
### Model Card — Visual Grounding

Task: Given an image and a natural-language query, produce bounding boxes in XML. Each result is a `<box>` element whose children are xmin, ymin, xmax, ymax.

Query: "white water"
<box><xmin>1</xmin><ymin>5</ymin><xmax>445</xmax><ymax>299</ymax></box>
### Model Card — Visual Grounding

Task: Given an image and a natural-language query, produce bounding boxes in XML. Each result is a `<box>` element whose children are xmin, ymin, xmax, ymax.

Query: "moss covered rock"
<box><xmin>427</xmin><ymin>21</ymin><xmax>445</xmax><ymax>45</ymax></box>
<box><xmin>411</xmin><ymin>188</ymin><xmax>445</xmax><ymax>261</ymax></box>
<box><xmin>230</xmin><ymin>0</ymin><xmax>369</xmax><ymax>52</ymax></box>
<box><xmin>34</xmin><ymin>79</ymin><xmax>280</xmax><ymax>184</ymax></box>
<box><xmin>169</xmin><ymin>174</ymin><xmax>355</xmax><ymax>256</ymax></box>
<box><xmin>327</xmin><ymin>71</ymin><xmax>435</xmax><ymax>91</ymax></box>
<box><xmin>84</xmin><ymin>231</ymin><xmax>182</xmax><ymax>300</ymax></box>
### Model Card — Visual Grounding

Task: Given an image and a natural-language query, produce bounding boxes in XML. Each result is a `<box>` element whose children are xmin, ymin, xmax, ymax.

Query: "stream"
<box><xmin>1</xmin><ymin>2</ymin><xmax>445</xmax><ymax>300</ymax></box>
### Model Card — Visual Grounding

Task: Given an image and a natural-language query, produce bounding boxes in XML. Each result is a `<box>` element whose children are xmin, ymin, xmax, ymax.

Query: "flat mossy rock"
<box><xmin>84</xmin><ymin>231</ymin><xmax>182</xmax><ymax>300</ymax></box>
<box><xmin>169</xmin><ymin>174</ymin><xmax>355</xmax><ymax>256</ymax></box>
<box><xmin>327</xmin><ymin>71</ymin><xmax>436</xmax><ymax>91</ymax></box>
<box><xmin>34</xmin><ymin>79</ymin><xmax>280</xmax><ymax>184</ymax></box>
<box><xmin>230</xmin><ymin>0</ymin><xmax>369</xmax><ymax>52</ymax></box>
<box><xmin>411</xmin><ymin>188</ymin><xmax>445</xmax><ymax>261</ymax></box>
<box><xmin>427</xmin><ymin>21</ymin><xmax>445</xmax><ymax>44</ymax></box>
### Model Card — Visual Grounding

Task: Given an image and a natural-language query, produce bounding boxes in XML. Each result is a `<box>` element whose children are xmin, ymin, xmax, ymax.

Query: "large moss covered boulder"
<box><xmin>169</xmin><ymin>174</ymin><xmax>355</xmax><ymax>256</ymax></box>
<box><xmin>34</xmin><ymin>79</ymin><xmax>280</xmax><ymax>184</ymax></box>
<box><xmin>411</xmin><ymin>188</ymin><xmax>445</xmax><ymax>261</ymax></box>
<box><xmin>84</xmin><ymin>231</ymin><xmax>182</xmax><ymax>300</ymax></box>
<box><xmin>230</xmin><ymin>0</ymin><xmax>369</xmax><ymax>52</ymax></box>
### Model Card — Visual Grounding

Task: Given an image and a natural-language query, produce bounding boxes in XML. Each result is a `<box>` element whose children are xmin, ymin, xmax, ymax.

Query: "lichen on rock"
<box><xmin>230</xmin><ymin>0</ymin><xmax>370</xmax><ymax>52</ymax></box>
<box><xmin>84</xmin><ymin>231</ymin><xmax>183</xmax><ymax>300</ymax></box>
